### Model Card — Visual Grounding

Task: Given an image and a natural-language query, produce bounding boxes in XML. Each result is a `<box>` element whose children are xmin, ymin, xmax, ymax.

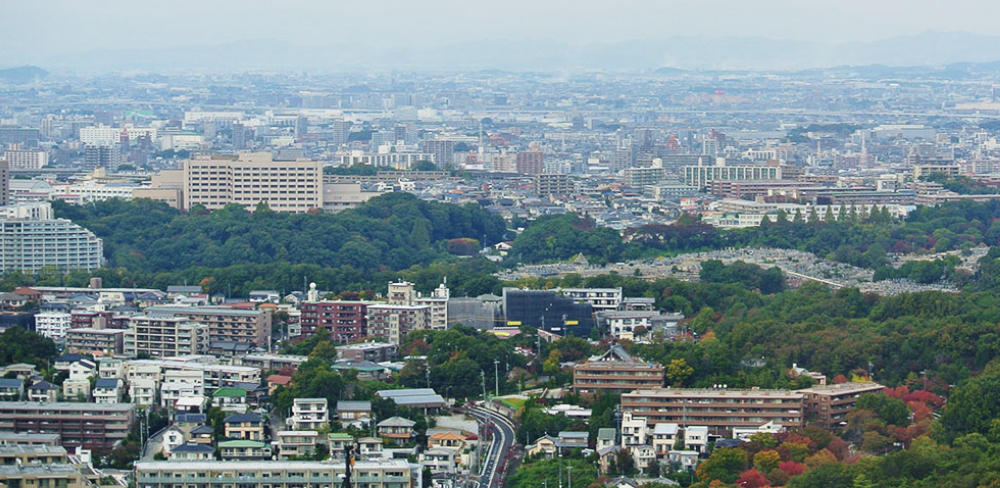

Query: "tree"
<box><xmin>938</xmin><ymin>367</ymin><xmax>1000</xmax><ymax>442</ymax></box>
<box><xmin>753</xmin><ymin>449</ymin><xmax>781</xmax><ymax>474</ymax></box>
<box><xmin>696</xmin><ymin>448</ymin><xmax>747</xmax><ymax>484</ymax></box>
<box><xmin>736</xmin><ymin>468</ymin><xmax>770</xmax><ymax>488</ymax></box>
<box><xmin>855</xmin><ymin>393</ymin><xmax>909</xmax><ymax>427</ymax></box>
<box><xmin>665</xmin><ymin>358</ymin><xmax>694</xmax><ymax>387</ymax></box>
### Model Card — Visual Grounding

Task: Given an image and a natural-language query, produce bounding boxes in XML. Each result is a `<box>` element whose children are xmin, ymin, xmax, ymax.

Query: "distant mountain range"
<box><xmin>10</xmin><ymin>31</ymin><xmax>1000</xmax><ymax>74</ymax></box>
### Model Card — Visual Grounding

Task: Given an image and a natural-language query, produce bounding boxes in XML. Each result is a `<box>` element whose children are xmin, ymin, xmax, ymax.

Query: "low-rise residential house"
<box><xmin>224</xmin><ymin>413</ymin><xmax>265</xmax><ymax>441</ymax></box>
<box><xmin>211</xmin><ymin>387</ymin><xmax>248</xmax><ymax>412</ymax></box>
<box><xmin>357</xmin><ymin>437</ymin><xmax>383</xmax><ymax>458</ymax></box>
<box><xmin>621</xmin><ymin>413</ymin><xmax>647</xmax><ymax>448</ymax></box>
<box><xmin>669</xmin><ymin>450</ymin><xmax>700</xmax><ymax>471</ymax></box>
<box><xmin>631</xmin><ymin>444</ymin><xmax>657</xmax><ymax>474</ymax></box>
<box><xmin>161</xmin><ymin>425</ymin><xmax>186</xmax><ymax>455</ymax></box>
<box><xmin>61</xmin><ymin>378</ymin><xmax>90</xmax><ymax>401</ymax></box>
<box><xmin>0</xmin><ymin>364</ymin><xmax>37</xmax><ymax>381</ymax></box>
<box><xmin>288</xmin><ymin>398</ymin><xmax>328</xmax><ymax>431</ymax></box>
<box><xmin>190</xmin><ymin>425</ymin><xmax>215</xmax><ymax>444</ymax></box>
<box><xmin>598</xmin><ymin>446</ymin><xmax>623</xmax><ymax>474</ymax></box>
<box><xmin>67</xmin><ymin>360</ymin><xmax>97</xmax><ymax>381</ymax></box>
<box><xmin>93</xmin><ymin>378</ymin><xmax>123</xmax><ymax>404</ymax></box>
<box><xmin>421</xmin><ymin>448</ymin><xmax>457</xmax><ymax>474</ymax></box>
<box><xmin>557</xmin><ymin>431</ymin><xmax>589</xmax><ymax>453</ymax></box>
<box><xmin>427</xmin><ymin>432</ymin><xmax>466</xmax><ymax>451</ymax></box>
<box><xmin>131</xmin><ymin>378</ymin><xmax>158</xmax><ymax>406</ymax></box>
<box><xmin>218</xmin><ymin>439</ymin><xmax>271</xmax><ymax>460</ymax></box>
<box><xmin>173</xmin><ymin>413</ymin><xmax>207</xmax><ymax>433</ymax></box>
<box><xmin>277</xmin><ymin>430</ymin><xmax>319</xmax><ymax>459</ymax></box>
<box><xmin>684</xmin><ymin>426</ymin><xmax>709</xmax><ymax>453</ymax></box>
<box><xmin>732</xmin><ymin>421</ymin><xmax>783</xmax><ymax>440</ymax></box>
<box><xmin>266</xmin><ymin>375</ymin><xmax>292</xmax><ymax>395</ymax></box>
<box><xmin>526</xmin><ymin>435</ymin><xmax>557</xmax><ymax>458</ymax></box>
<box><xmin>0</xmin><ymin>379</ymin><xmax>23</xmax><ymax>401</ymax></box>
<box><xmin>377</xmin><ymin>417</ymin><xmax>417</xmax><ymax>445</ymax></box>
<box><xmin>596</xmin><ymin>428</ymin><xmax>616</xmax><ymax>450</ymax></box>
<box><xmin>98</xmin><ymin>358</ymin><xmax>125</xmax><ymax>379</ymax></box>
<box><xmin>336</xmin><ymin>400</ymin><xmax>372</xmax><ymax>422</ymax></box>
<box><xmin>169</xmin><ymin>442</ymin><xmax>215</xmax><ymax>461</ymax></box>
<box><xmin>327</xmin><ymin>433</ymin><xmax>354</xmax><ymax>458</ymax></box>
<box><xmin>27</xmin><ymin>381</ymin><xmax>58</xmax><ymax>402</ymax></box>
<box><xmin>651</xmin><ymin>423</ymin><xmax>680</xmax><ymax>460</ymax></box>
<box><xmin>331</xmin><ymin>360</ymin><xmax>392</xmax><ymax>382</ymax></box>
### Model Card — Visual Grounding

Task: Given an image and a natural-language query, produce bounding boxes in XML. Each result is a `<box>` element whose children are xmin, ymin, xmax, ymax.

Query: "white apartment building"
<box><xmin>124</xmin><ymin>359</ymin><xmax>260</xmax><ymax>394</ymax></box>
<box><xmin>366</xmin><ymin>304</ymin><xmax>430</xmax><ymax>345</ymax></box>
<box><xmin>124</xmin><ymin>315</ymin><xmax>209</xmax><ymax>358</ymax></box>
<box><xmin>161</xmin><ymin>369</ymin><xmax>205</xmax><ymax>409</ymax></box>
<box><xmin>34</xmin><ymin>312</ymin><xmax>72</xmax><ymax>339</ymax></box>
<box><xmin>2</xmin><ymin>149</ymin><xmax>48</xmax><ymax>170</ymax></box>
<box><xmin>0</xmin><ymin>203</ymin><xmax>103</xmax><ymax>272</ymax></box>
<box><xmin>79</xmin><ymin>126</ymin><xmax>122</xmax><ymax>146</ymax></box>
<box><xmin>561</xmin><ymin>287</ymin><xmax>623</xmax><ymax>311</ymax></box>
<box><xmin>288</xmin><ymin>398</ymin><xmax>329</xmax><ymax>431</ymax></box>
<box><xmin>183</xmin><ymin>152</ymin><xmax>322</xmax><ymax>213</ymax></box>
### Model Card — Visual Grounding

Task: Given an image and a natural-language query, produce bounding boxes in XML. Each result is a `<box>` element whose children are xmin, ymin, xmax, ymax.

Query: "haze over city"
<box><xmin>5</xmin><ymin>0</ymin><xmax>1000</xmax><ymax>71</ymax></box>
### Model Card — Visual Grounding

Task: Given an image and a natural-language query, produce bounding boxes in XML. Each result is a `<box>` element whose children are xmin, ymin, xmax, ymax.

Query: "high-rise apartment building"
<box><xmin>0</xmin><ymin>160</ymin><xmax>8</xmax><ymax>206</ymax></box>
<box><xmin>183</xmin><ymin>153</ymin><xmax>322</xmax><ymax>213</ymax></box>
<box><xmin>0</xmin><ymin>203</ymin><xmax>103</xmax><ymax>272</ymax></box>
<box><xmin>421</xmin><ymin>140</ymin><xmax>454</xmax><ymax>168</ymax></box>
<box><xmin>83</xmin><ymin>145</ymin><xmax>122</xmax><ymax>171</ymax></box>
<box><xmin>516</xmin><ymin>151</ymin><xmax>544</xmax><ymax>174</ymax></box>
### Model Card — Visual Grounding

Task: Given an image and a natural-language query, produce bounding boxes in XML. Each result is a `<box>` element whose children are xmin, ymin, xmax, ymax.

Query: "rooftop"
<box><xmin>623</xmin><ymin>388</ymin><xmax>804</xmax><ymax>400</ymax></box>
<box><xmin>134</xmin><ymin>459</ymin><xmax>409</xmax><ymax>471</ymax></box>
<box><xmin>797</xmin><ymin>382</ymin><xmax>886</xmax><ymax>394</ymax></box>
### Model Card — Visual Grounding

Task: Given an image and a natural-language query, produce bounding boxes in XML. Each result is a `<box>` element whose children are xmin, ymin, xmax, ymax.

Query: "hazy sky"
<box><xmin>3</xmin><ymin>0</ymin><xmax>1000</xmax><ymax>65</ymax></box>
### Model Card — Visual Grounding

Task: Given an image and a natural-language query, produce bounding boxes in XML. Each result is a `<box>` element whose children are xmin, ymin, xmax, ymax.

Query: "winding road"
<box><xmin>467</xmin><ymin>404</ymin><xmax>517</xmax><ymax>488</ymax></box>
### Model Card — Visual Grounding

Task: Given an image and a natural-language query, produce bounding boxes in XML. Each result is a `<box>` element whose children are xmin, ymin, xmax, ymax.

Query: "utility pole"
<box><xmin>481</xmin><ymin>370</ymin><xmax>487</xmax><ymax>400</ymax></box>
<box><xmin>494</xmin><ymin>359</ymin><xmax>500</xmax><ymax>397</ymax></box>
<box><xmin>558</xmin><ymin>450</ymin><xmax>563</xmax><ymax>488</ymax></box>
<box><xmin>567</xmin><ymin>465</ymin><xmax>573</xmax><ymax>488</ymax></box>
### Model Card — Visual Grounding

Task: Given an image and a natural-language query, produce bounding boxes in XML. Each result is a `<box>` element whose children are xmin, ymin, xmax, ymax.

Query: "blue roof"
<box><xmin>28</xmin><ymin>381</ymin><xmax>57</xmax><ymax>391</ymax></box>
<box><xmin>94</xmin><ymin>378</ymin><xmax>119</xmax><ymax>389</ymax></box>
<box><xmin>174</xmin><ymin>413</ymin><xmax>207</xmax><ymax>423</ymax></box>
<box><xmin>224</xmin><ymin>413</ymin><xmax>262</xmax><ymax>423</ymax></box>
<box><xmin>172</xmin><ymin>443</ymin><xmax>215</xmax><ymax>453</ymax></box>
<box><xmin>0</xmin><ymin>379</ymin><xmax>22</xmax><ymax>388</ymax></box>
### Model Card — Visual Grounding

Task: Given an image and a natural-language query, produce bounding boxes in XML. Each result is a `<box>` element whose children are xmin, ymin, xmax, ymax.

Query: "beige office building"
<box><xmin>183</xmin><ymin>153</ymin><xmax>322</xmax><ymax>212</ymax></box>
